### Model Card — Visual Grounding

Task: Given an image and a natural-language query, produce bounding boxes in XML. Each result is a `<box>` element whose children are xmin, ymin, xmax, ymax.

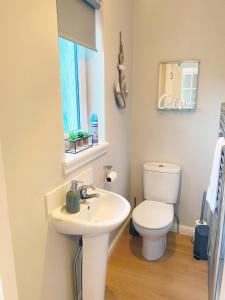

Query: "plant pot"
<box><xmin>76</xmin><ymin>139</ymin><xmax>83</xmax><ymax>147</ymax></box>
<box><xmin>83</xmin><ymin>137</ymin><xmax>89</xmax><ymax>145</ymax></box>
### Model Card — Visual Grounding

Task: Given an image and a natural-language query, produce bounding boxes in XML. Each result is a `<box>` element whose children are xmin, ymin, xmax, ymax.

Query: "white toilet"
<box><xmin>132</xmin><ymin>162</ymin><xmax>181</xmax><ymax>261</ymax></box>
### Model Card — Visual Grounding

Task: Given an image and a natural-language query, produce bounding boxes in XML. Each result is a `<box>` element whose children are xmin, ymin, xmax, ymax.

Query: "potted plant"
<box><xmin>68</xmin><ymin>131</ymin><xmax>78</xmax><ymax>141</ymax></box>
<box><xmin>68</xmin><ymin>130</ymin><xmax>90</xmax><ymax>148</ymax></box>
<box><xmin>68</xmin><ymin>131</ymin><xmax>81</xmax><ymax>147</ymax></box>
<box><xmin>65</xmin><ymin>130</ymin><xmax>93</xmax><ymax>154</ymax></box>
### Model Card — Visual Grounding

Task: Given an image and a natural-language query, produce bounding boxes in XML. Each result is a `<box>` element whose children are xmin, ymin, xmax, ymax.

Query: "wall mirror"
<box><xmin>157</xmin><ymin>60</ymin><xmax>199</xmax><ymax>111</ymax></box>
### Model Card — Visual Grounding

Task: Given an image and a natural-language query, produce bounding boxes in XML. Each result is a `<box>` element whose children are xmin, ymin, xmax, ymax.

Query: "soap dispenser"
<box><xmin>66</xmin><ymin>180</ymin><xmax>81</xmax><ymax>214</ymax></box>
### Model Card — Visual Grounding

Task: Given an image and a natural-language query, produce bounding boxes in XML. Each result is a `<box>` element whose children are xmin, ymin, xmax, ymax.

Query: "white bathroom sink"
<box><xmin>51</xmin><ymin>188</ymin><xmax>130</xmax><ymax>300</ymax></box>
<box><xmin>51</xmin><ymin>188</ymin><xmax>130</xmax><ymax>236</ymax></box>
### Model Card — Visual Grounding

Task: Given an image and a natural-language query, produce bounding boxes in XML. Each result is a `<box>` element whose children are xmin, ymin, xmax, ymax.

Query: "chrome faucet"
<box><xmin>79</xmin><ymin>184</ymin><xmax>99</xmax><ymax>202</ymax></box>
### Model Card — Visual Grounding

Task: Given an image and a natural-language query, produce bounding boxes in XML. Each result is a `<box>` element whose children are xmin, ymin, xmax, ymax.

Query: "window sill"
<box><xmin>63</xmin><ymin>142</ymin><xmax>109</xmax><ymax>175</ymax></box>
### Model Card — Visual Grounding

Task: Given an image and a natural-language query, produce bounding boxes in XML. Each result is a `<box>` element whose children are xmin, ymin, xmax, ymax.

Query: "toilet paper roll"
<box><xmin>193</xmin><ymin>219</ymin><xmax>208</xmax><ymax>242</ymax></box>
<box><xmin>105</xmin><ymin>170</ymin><xmax>117</xmax><ymax>183</ymax></box>
<box><xmin>195</xmin><ymin>219</ymin><xmax>207</xmax><ymax>227</ymax></box>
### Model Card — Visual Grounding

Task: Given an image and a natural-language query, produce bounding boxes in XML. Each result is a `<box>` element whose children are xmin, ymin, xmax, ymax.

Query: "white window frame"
<box><xmin>63</xmin><ymin>45</ymin><xmax>88</xmax><ymax>139</ymax></box>
<box><xmin>78</xmin><ymin>47</ymin><xmax>88</xmax><ymax>132</ymax></box>
<box><xmin>62</xmin><ymin>43</ymin><xmax>109</xmax><ymax>174</ymax></box>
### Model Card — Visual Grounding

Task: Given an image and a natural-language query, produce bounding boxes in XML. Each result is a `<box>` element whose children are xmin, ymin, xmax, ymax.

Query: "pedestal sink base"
<box><xmin>82</xmin><ymin>233</ymin><xmax>109</xmax><ymax>300</ymax></box>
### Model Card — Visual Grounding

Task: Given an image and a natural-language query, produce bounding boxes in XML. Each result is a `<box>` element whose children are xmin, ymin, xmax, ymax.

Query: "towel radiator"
<box><xmin>208</xmin><ymin>102</ymin><xmax>225</xmax><ymax>300</ymax></box>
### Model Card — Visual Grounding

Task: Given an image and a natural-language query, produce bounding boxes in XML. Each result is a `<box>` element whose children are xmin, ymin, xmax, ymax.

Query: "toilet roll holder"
<box><xmin>103</xmin><ymin>165</ymin><xmax>113</xmax><ymax>176</ymax></box>
<box><xmin>103</xmin><ymin>165</ymin><xmax>117</xmax><ymax>183</ymax></box>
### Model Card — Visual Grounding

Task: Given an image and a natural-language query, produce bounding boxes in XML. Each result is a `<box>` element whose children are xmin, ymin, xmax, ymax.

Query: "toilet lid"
<box><xmin>132</xmin><ymin>201</ymin><xmax>174</xmax><ymax>229</ymax></box>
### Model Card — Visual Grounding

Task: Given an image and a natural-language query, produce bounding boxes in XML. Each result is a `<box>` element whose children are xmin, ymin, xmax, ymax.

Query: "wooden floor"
<box><xmin>105</xmin><ymin>229</ymin><xmax>208</xmax><ymax>300</ymax></box>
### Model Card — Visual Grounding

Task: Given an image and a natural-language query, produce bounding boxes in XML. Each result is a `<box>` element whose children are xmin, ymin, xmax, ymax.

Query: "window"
<box><xmin>57</xmin><ymin>8</ymin><xmax>108</xmax><ymax>173</ymax></box>
<box><xmin>58</xmin><ymin>37</ymin><xmax>88</xmax><ymax>134</ymax></box>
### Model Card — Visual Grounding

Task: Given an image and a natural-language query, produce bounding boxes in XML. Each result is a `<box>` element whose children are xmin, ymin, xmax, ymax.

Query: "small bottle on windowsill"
<box><xmin>90</xmin><ymin>113</ymin><xmax>98</xmax><ymax>144</ymax></box>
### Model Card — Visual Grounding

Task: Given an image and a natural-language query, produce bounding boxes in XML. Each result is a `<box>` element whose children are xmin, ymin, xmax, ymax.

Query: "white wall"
<box><xmin>103</xmin><ymin>0</ymin><xmax>133</xmax><ymax>199</ymax></box>
<box><xmin>0</xmin><ymin>0</ymin><xmax>133</xmax><ymax>299</ymax></box>
<box><xmin>131</xmin><ymin>0</ymin><xmax>225</xmax><ymax>226</ymax></box>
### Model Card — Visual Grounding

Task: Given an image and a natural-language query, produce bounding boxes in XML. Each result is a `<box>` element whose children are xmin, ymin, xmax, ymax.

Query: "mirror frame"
<box><xmin>157</xmin><ymin>59</ymin><xmax>200</xmax><ymax>112</ymax></box>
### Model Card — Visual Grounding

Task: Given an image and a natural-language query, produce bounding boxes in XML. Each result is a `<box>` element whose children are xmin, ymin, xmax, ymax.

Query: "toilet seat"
<box><xmin>132</xmin><ymin>200</ymin><xmax>174</xmax><ymax>230</ymax></box>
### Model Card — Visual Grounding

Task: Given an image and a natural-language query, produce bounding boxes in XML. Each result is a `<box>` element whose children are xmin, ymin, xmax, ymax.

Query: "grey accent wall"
<box><xmin>131</xmin><ymin>0</ymin><xmax>225</xmax><ymax>227</ymax></box>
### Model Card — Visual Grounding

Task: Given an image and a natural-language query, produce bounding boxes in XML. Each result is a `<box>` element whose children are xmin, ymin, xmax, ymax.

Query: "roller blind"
<box><xmin>56</xmin><ymin>0</ymin><xmax>100</xmax><ymax>51</ymax></box>
<box><xmin>84</xmin><ymin>0</ymin><xmax>101</xmax><ymax>9</ymax></box>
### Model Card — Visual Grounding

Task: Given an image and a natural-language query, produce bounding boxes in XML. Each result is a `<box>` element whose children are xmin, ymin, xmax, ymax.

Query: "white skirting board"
<box><xmin>171</xmin><ymin>224</ymin><xmax>195</xmax><ymax>237</ymax></box>
<box><xmin>108</xmin><ymin>216</ymin><xmax>131</xmax><ymax>257</ymax></box>
<box><xmin>108</xmin><ymin>218</ymin><xmax>195</xmax><ymax>257</ymax></box>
